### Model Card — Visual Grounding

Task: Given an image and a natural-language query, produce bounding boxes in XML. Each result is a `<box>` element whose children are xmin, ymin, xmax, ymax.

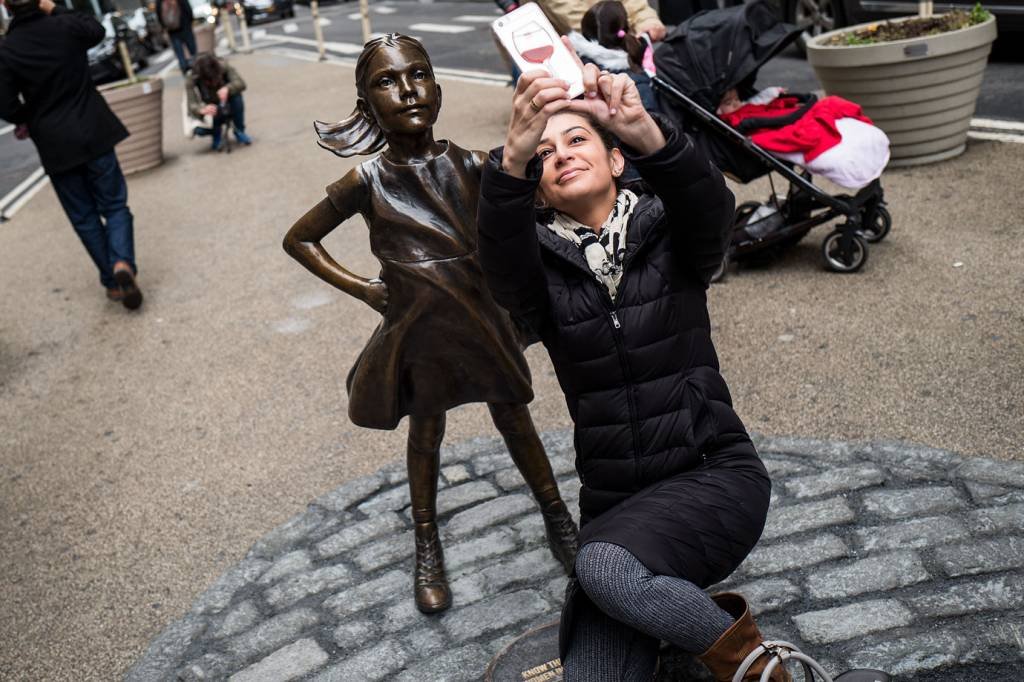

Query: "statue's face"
<box><xmin>360</xmin><ymin>44</ymin><xmax>440</xmax><ymax>136</ymax></box>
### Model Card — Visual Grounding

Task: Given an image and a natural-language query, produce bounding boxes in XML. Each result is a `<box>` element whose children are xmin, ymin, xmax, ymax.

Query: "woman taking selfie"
<box><xmin>478</xmin><ymin>44</ymin><xmax>784</xmax><ymax>681</ymax></box>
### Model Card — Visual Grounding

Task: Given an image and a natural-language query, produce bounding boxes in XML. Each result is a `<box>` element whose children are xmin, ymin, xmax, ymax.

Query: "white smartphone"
<box><xmin>492</xmin><ymin>3</ymin><xmax>585</xmax><ymax>99</ymax></box>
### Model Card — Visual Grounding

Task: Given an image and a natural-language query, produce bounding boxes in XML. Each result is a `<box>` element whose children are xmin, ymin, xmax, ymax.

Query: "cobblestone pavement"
<box><xmin>125</xmin><ymin>432</ymin><xmax>1024</xmax><ymax>681</ymax></box>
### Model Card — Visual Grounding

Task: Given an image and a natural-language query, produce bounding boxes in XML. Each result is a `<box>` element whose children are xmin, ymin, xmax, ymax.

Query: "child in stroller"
<box><xmin>641</xmin><ymin>0</ymin><xmax>893</xmax><ymax>277</ymax></box>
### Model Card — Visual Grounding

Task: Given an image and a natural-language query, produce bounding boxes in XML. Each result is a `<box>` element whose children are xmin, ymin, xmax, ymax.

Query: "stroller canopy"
<box><xmin>654</xmin><ymin>0</ymin><xmax>803</xmax><ymax>113</ymax></box>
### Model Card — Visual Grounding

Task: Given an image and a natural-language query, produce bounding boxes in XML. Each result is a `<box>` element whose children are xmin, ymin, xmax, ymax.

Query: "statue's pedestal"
<box><xmin>486</xmin><ymin>621</ymin><xmax>562</xmax><ymax>682</ymax></box>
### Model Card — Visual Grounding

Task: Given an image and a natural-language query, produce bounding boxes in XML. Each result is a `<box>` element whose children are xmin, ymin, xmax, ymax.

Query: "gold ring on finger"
<box><xmin>530</xmin><ymin>97</ymin><xmax>543</xmax><ymax>113</ymax></box>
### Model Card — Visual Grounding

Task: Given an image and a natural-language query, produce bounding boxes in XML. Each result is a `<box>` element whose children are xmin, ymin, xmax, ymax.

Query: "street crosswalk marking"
<box><xmin>453</xmin><ymin>15</ymin><xmax>502</xmax><ymax>23</ymax></box>
<box><xmin>251</xmin><ymin>28</ymin><xmax>267</xmax><ymax>39</ymax></box>
<box><xmin>968</xmin><ymin>130</ymin><xmax>1024</xmax><ymax>144</ymax></box>
<box><xmin>283</xmin><ymin>22</ymin><xmax>298</xmax><ymax>33</ymax></box>
<box><xmin>0</xmin><ymin>167</ymin><xmax>48</xmax><ymax>221</ymax></box>
<box><xmin>262</xmin><ymin>33</ymin><xmax>363</xmax><ymax>54</ymax></box>
<box><xmin>347</xmin><ymin>5</ymin><xmax>395</xmax><ymax>20</ymax></box>
<box><xmin>407</xmin><ymin>22</ymin><xmax>475</xmax><ymax>33</ymax></box>
<box><xmin>970</xmin><ymin>117</ymin><xmax>1024</xmax><ymax>132</ymax></box>
<box><xmin>317</xmin><ymin>17</ymin><xmax>331</xmax><ymax>26</ymax></box>
<box><xmin>968</xmin><ymin>117</ymin><xmax>1024</xmax><ymax>143</ymax></box>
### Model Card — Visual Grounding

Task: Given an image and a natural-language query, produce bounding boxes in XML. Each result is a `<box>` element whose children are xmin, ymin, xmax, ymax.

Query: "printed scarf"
<box><xmin>547</xmin><ymin>189</ymin><xmax>638</xmax><ymax>301</ymax></box>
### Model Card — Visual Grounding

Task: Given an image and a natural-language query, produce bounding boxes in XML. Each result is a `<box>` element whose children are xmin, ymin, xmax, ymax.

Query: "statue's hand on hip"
<box><xmin>364</xmin><ymin>279</ymin><xmax>389</xmax><ymax>315</ymax></box>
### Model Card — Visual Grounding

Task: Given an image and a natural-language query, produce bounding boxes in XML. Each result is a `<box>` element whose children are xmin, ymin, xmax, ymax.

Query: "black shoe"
<box><xmin>112</xmin><ymin>262</ymin><xmax>143</xmax><ymax>310</ymax></box>
<box><xmin>541</xmin><ymin>499</ymin><xmax>579</xmax><ymax>574</ymax></box>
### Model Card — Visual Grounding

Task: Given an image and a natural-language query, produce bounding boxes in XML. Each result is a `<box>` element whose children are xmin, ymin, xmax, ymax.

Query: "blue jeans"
<box><xmin>170</xmin><ymin>27</ymin><xmax>197</xmax><ymax>74</ymax></box>
<box><xmin>194</xmin><ymin>93</ymin><xmax>247</xmax><ymax>137</ymax></box>
<box><xmin>49</xmin><ymin>150</ymin><xmax>137</xmax><ymax>290</ymax></box>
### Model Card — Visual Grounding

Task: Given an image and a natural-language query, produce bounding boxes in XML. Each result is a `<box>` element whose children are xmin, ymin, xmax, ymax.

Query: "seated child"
<box><xmin>569</xmin><ymin>0</ymin><xmax>658</xmax><ymax>111</ymax></box>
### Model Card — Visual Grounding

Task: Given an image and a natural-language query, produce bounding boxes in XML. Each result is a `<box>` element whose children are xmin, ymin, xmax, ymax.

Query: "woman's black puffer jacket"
<box><xmin>478</xmin><ymin>115</ymin><xmax>749</xmax><ymax>526</ymax></box>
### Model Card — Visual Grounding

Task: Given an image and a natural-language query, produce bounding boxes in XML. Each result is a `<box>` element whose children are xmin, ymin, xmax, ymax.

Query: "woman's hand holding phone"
<box><xmin>501</xmin><ymin>70</ymin><xmax>574</xmax><ymax>179</ymax></box>
<box><xmin>567</xmin><ymin>50</ymin><xmax>665</xmax><ymax>155</ymax></box>
<box><xmin>501</xmin><ymin>37</ymin><xmax>666</xmax><ymax>178</ymax></box>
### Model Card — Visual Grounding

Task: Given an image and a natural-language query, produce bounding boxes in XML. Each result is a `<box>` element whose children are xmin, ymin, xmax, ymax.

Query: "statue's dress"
<box><xmin>326</xmin><ymin>141</ymin><xmax>534</xmax><ymax>430</ymax></box>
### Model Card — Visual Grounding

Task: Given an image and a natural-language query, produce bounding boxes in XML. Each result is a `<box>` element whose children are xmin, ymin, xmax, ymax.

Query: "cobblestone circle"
<box><xmin>126</xmin><ymin>431</ymin><xmax>1024</xmax><ymax>681</ymax></box>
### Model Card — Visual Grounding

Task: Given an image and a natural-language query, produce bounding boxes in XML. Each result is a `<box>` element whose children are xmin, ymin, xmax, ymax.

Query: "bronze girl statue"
<box><xmin>283</xmin><ymin>34</ymin><xmax>578</xmax><ymax>614</ymax></box>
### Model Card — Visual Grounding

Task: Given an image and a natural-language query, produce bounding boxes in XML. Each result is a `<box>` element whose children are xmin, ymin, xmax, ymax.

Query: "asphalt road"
<box><xmin>1</xmin><ymin>0</ymin><xmax>1022</xmax><ymax>210</ymax></box>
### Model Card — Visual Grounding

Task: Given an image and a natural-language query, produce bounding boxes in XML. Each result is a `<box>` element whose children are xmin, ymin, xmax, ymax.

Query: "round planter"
<box><xmin>99</xmin><ymin>77</ymin><xmax>164</xmax><ymax>175</ymax></box>
<box><xmin>806</xmin><ymin>15</ymin><xmax>997</xmax><ymax>166</ymax></box>
<box><xmin>194</xmin><ymin>20</ymin><xmax>216</xmax><ymax>54</ymax></box>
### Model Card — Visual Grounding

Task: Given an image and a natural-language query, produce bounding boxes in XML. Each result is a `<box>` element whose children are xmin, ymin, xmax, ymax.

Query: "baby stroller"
<box><xmin>650</xmin><ymin>0</ymin><xmax>891</xmax><ymax>278</ymax></box>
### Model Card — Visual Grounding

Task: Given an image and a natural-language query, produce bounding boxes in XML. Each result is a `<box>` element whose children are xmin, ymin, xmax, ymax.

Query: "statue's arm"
<box><xmin>282</xmin><ymin>170</ymin><xmax>388</xmax><ymax>313</ymax></box>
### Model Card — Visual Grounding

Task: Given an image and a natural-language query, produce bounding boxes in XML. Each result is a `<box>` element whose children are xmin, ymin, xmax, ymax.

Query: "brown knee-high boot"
<box><xmin>488</xmin><ymin>403</ymin><xmax>579</xmax><ymax>574</ymax></box>
<box><xmin>698</xmin><ymin>593</ymin><xmax>792</xmax><ymax>682</ymax></box>
<box><xmin>407</xmin><ymin>414</ymin><xmax>451</xmax><ymax>614</ymax></box>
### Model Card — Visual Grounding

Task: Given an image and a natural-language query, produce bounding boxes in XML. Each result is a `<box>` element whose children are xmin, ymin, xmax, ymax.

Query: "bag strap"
<box><xmin>731</xmin><ymin>640</ymin><xmax>836</xmax><ymax>682</ymax></box>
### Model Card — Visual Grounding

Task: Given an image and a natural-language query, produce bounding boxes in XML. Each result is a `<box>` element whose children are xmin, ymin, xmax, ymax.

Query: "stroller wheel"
<box><xmin>822</xmin><ymin>229</ymin><xmax>868</xmax><ymax>273</ymax></box>
<box><xmin>859</xmin><ymin>205</ymin><xmax>892</xmax><ymax>244</ymax></box>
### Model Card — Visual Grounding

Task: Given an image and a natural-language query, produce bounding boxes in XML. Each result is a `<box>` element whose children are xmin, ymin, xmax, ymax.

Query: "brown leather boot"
<box><xmin>540</xmin><ymin>499</ymin><xmax>579</xmax><ymax>574</ymax></box>
<box><xmin>413</xmin><ymin>522</ymin><xmax>451</xmax><ymax>614</ymax></box>
<box><xmin>698</xmin><ymin>593</ymin><xmax>791</xmax><ymax>682</ymax></box>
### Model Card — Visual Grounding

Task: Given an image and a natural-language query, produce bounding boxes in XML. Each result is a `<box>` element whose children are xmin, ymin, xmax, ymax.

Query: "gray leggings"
<box><xmin>562</xmin><ymin>542</ymin><xmax>735</xmax><ymax>681</ymax></box>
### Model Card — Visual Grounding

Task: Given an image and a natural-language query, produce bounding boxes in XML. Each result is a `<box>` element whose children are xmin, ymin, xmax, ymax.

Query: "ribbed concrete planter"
<box><xmin>806</xmin><ymin>15</ymin><xmax>997</xmax><ymax>166</ymax></box>
<box><xmin>99</xmin><ymin>77</ymin><xmax>164</xmax><ymax>175</ymax></box>
<box><xmin>194</xmin><ymin>21</ymin><xmax>216</xmax><ymax>54</ymax></box>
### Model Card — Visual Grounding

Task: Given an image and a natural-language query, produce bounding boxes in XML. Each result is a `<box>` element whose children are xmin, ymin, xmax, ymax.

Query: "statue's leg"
<box><xmin>408</xmin><ymin>413</ymin><xmax>452</xmax><ymax>613</ymax></box>
<box><xmin>488</xmin><ymin>402</ymin><xmax>579</xmax><ymax>574</ymax></box>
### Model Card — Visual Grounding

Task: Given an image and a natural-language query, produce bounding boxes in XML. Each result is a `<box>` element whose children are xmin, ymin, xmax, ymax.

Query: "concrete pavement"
<box><xmin>0</xmin><ymin>49</ymin><xmax>1021</xmax><ymax>680</ymax></box>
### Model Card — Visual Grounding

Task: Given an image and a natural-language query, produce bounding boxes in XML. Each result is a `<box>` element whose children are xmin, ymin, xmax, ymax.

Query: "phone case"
<box><xmin>492</xmin><ymin>3</ymin><xmax>585</xmax><ymax>99</ymax></box>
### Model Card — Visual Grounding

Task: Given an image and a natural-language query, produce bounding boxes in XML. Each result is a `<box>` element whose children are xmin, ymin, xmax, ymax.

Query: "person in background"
<box><xmin>572</xmin><ymin>0</ymin><xmax>659</xmax><ymax>111</ymax></box>
<box><xmin>186</xmin><ymin>53</ymin><xmax>252</xmax><ymax>151</ymax></box>
<box><xmin>529</xmin><ymin>0</ymin><xmax>666</xmax><ymax>41</ymax></box>
<box><xmin>658</xmin><ymin>0</ymin><xmax>717</xmax><ymax>27</ymax></box>
<box><xmin>155</xmin><ymin>0</ymin><xmax>195</xmax><ymax>74</ymax></box>
<box><xmin>0</xmin><ymin>0</ymin><xmax>143</xmax><ymax>309</ymax></box>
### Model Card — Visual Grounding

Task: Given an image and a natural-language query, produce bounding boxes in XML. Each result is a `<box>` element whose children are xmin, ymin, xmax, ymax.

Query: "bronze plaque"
<box><xmin>486</xmin><ymin>621</ymin><xmax>562</xmax><ymax>682</ymax></box>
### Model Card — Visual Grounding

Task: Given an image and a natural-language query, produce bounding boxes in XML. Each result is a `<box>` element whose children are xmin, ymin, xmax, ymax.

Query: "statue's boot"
<box><xmin>698</xmin><ymin>593</ymin><xmax>792</xmax><ymax>682</ymax></box>
<box><xmin>540</xmin><ymin>498</ymin><xmax>579</xmax><ymax>574</ymax></box>
<box><xmin>413</xmin><ymin>521</ymin><xmax>451</xmax><ymax>614</ymax></box>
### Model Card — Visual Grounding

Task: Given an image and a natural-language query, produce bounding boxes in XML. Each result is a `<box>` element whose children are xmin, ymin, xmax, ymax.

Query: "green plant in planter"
<box><xmin>827</xmin><ymin>2</ymin><xmax>991</xmax><ymax>45</ymax></box>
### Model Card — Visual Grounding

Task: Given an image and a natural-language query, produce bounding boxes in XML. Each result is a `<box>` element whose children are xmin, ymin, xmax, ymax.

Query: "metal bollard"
<box><xmin>234</xmin><ymin>1</ymin><xmax>252</xmax><ymax>52</ymax></box>
<box><xmin>310</xmin><ymin>0</ymin><xmax>326</xmax><ymax>61</ymax></box>
<box><xmin>358</xmin><ymin>0</ymin><xmax>371</xmax><ymax>44</ymax></box>
<box><xmin>221</xmin><ymin>0</ymin><xmax>238</xmax><ymax>52</ymax></box>
<box><xmin>113</xmin><ymin>15</ymin><xmax>137</xmax><ymax>82</ymax></box>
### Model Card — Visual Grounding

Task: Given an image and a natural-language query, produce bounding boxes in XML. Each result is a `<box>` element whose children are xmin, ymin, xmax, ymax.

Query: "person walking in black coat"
<box><xmin>0</xmin><ymin>0</ymin><xmax>143</xmax><ymax>309</ymax></box>
<box><xmin>155</xmin><ymin>0</ymin><xmax>195</xmax><ymax>74</ymax></box>
<box><xmin>478</xmin><ymin>45</ymin><xmax>786</xmax><ymax>681</ymax></box>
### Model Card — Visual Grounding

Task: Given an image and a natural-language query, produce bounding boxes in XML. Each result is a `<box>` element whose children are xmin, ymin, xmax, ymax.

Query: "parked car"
<box><xmin>128</xmin><ymin>4</ymin><xmax>168</xmax><ymax>53</ymax></box>
<box><xmin>241</xmin><ymin>0</ymin><xmax>295</xmax><ymax>23</ymax></box>
<box><xmin>190</xmin><ymin>0</ymin><xmax>217</xmax><ymax>24</ymax></box>
<box><xmin>87</xmin><ymin>13</ymin><xmax>149</xmax><ymax>84</ymax></box>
